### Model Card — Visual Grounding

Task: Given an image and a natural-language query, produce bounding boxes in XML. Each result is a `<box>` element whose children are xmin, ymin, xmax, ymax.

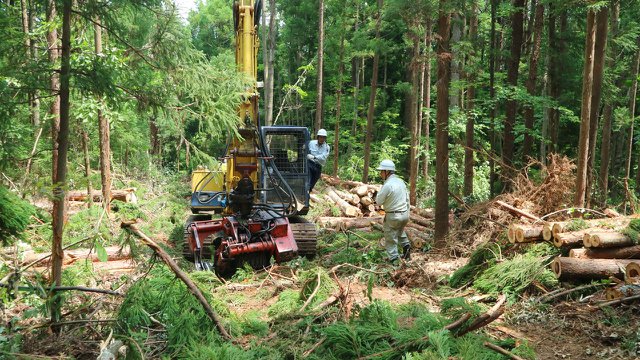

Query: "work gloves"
<box><xmin>307</xmin><ymin>154</ymin><xmax>315</xmax><ymax>160</ymax></box>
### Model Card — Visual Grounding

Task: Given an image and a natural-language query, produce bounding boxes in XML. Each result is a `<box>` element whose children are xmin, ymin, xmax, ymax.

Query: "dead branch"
<box><xmin>120</xmin><ymin>221</ymin><xmax>231</xmax><ymax>341</ymax></box>
<box><xmin>300</xmin><ymin>270</ymin><xmax>322</xmax><ymax>312</ymax></box>
<box><xmin>483</xmin><ymin>342</ymin><xmax>525</xmax><ymax>360</ymax></box>
<box><xmin>456</xmin><ymin>294</ymin><xmax>507</xmax><ymax>336</ymax></box>
<box><xmin>537</xmin><ymin>283</ymin><xmax>606</xmax><ymax>303</ymax></box>
<box><xmin>495</xmin><ymin>200</ymin><xmax>542</xmax><ymax>222</ymax></box>
<box><xmin>595</xmin><ymin>294</ymin><xmax>640</xmax><ymax>309</ymax></box>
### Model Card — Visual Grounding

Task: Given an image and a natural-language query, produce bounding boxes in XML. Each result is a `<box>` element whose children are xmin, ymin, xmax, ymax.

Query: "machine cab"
<box><xmin>260</xmin><ymin>126</ymin><xmax>311</xmax><ymax>215</ymax></box>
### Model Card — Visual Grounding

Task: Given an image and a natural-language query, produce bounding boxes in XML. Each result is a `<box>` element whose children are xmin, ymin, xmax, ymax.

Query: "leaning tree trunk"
<box><xmin>314</xmin><ymin>0</ymin><xmax>324</xmax><ymax>132</ymax></box>
<box><xmin>434</xmin><ymin>4</ymin><xmax>451</xmax><ymax>244</ymax></box>
<box><xmin>51</xmin><ymin>0</ymin><xmax>72</xmax><ymax>330</ymax></box>
<box><xmin>362</xmin><ymin>0</ymin><xmax>383</xmax><ymax>183</ymax></box>
<box><xmin>502</xmin><ymin>0</ymin><xmax>525</xmax><ymax>187</ymax></box>
<box><xmin>586</xmin><ymin>7</ymin><xmax>609</xmax><ymax>207</ymax></box>
<box><xmin>95</xmin><ymin>18</ymin><xmax>112</xmax><ymax>213</ymax></box>
<box><xmin>521</xmin><ymin>3</ymin><xmax>544</xmax><ymax>161</ymax></box>
<box><xmin>575</xmin><ymin>9</ymin><xmax>596</xmax><ymax>208</ymax></box>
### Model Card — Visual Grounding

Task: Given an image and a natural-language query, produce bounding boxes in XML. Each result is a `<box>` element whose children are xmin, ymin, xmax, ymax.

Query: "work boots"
<box><xmin>402</xmin><ymin>245</ymin><xmax>411</xmax><ymax>260</ymax></box>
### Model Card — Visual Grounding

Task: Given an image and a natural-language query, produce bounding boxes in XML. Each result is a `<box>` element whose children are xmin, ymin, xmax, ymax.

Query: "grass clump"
<box><xmin>473</xmin><ymin>254</ymin><xmax>558</xmax><ymax>300</ymax></box>
<box><xmin>622</xmin><ymin>219</ymin><xmax>640</xmax><ymax>245</ymax></box>
<box><xmin>268</xmin><ymin>289</ymin><xmax>302</xmax><ymax>317</ymax></box>
<box><xmin>0</xmin><ymin>186</ymin><xmax>35</xmax><ymax>244</ymax></box>
<box><xmin>449</xmin><ymin>243</ymin><xmax>501</xmax><ymax>288</ymax></box>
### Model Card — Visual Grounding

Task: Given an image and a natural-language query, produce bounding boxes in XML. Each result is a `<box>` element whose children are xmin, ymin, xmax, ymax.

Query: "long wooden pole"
<box><xmin>121</xmin><ymin>222</ymin><xmax>232</xmax><ymax>340</ymax></box>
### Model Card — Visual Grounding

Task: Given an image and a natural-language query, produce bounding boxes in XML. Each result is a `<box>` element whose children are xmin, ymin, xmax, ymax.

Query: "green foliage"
<box><xmin>0</xmin><ymin>186</ymin><xmax>34</xmax><ymax>244</ymax></box>
<box><xmin>299</xmin><ymin>267</ymin><xmax>338</xmax><ymax>310</ymax></box>
<box><xmin>448</xmin><ymin>243</ymin><xmax>501</xmax><ymax>288</ymax></box>
<box><xmin>565</xmin><ymin>218</ymin><xmax>589</xmax><ymax>232</ymax></box>
<box><xmin>117</xmin><ymin>266</ymin><xmax>239</xmax><ymax>357</ymax></box>
<box><xmin>623</xmin><ymin>219</ymin><xmax>640</xmax><ymax>245</ymax></box>
<box><xmin>473</xmin><ymin>254</ymin><xmax>558</xmax><ymax>300</ymax></box>
<box><xmin>267</xmin><ymin>289</ymin><xmax>302</xmax><ymax>317</ymax></box>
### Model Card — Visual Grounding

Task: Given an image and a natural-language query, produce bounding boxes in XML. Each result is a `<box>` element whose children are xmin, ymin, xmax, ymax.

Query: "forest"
<box><xmin>2</xmin><ymin>0</ymin><xmax>640</xmax><ymax>358</ymax></box>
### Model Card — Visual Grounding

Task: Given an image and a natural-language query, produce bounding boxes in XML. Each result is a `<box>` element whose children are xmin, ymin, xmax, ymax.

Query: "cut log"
<box><xmin>67</xmin><ymin>188</ymin><xmax>137</xmax><ymax>203</ymax></box>
<box><xmin>586</xmin><ymin>231</ymin><xmax>634</xmax><ymax>248</ymax></box>
<box><xmin>309</xmin><ymin>194</ymin><xmax>324</xmax><ymax>203</ymax></box>
<box><xmin>583</xmin><ymin>245</ymin><xmax>640</xmax><ymax>259</ymax></box>
<box><xmin>604</xmin><ymin>208</ymin><xmax>621</xmax><ymax>218</ymax></box>
<box><xmin>568</xmin><ymin>248</ymin><xmax>588</xmax><ymax>259</ymax></box>
<box><xmin>321</xmin><ymin>175</ymin><xmax>381</xmax><ymax>192</ymax></box>
<box><xmin>553</xmin><ymin>230</ymin><xmax>591</xmax><ymax>248</ymax></box>
<box><xmin>365</xmin><ymin>204</ymin><xmax>376</xmax><ymax>214</ymax></box>
<box><xmin>21</xmin><ymin>246</ymin><xmax>130</xmax><ymax>266</ymax></box>
<box><xmin>552</xmin><ymin>217</ymin><xmax>633</xmax><ymax>237</ymax></box>
<box><xmin>360</xmin><ymin>196</ymin><xmax>374</xmax><ymax>206</ymax></box>
<box><xmin>494</xmin><ymin>200</ymin><xmax>541</xmax><ymax>222</ymax></box>
<box><xmin>410</xmin><ymin>206</ymin><xmax>435</xmax><ymax>219</ymax></box>
<box><xmin>542</xmin><ymin>223</ymin><xmax>553</xmax><ymax>241</ymax></box>
<box><xmin>625</xmin><ymin>262</ymin><xmax>640</xmax><ymax>282</ymax></box>
<box><xmin>507</xmin><ymin>225</ymin><xmax>517</xmax><ymax>244</ymax></box>
<box><xmin>551</xmin><ymin>257</ymin><xmax>638</xmax><ymax>281</ymax></box>
<box><xmin>514</xmin><ymin>224</ymin><xmax>544</xmax><ymax>243</ymax></box>
<box><xmin>606</xmin><ymin>284</ymin><xmax>640</xmax><ymax>300</ymax></box>
<box><xmin>316</xmin><ymin>216</ymin><xmax>382</xmax><ymax>230</ymax></box>
<box><xmin>409</xmin><ymin>213</ymin><xmax>432</xmax><ymax>228</ymax></box>
<box><xmin>325</xmin><ymin>186</ymin><xmax>362</xmax><ymax>217</ymax></box>
<box><xmin>352</xmin><ymin>185</ymin><xmax>370</xmax><ymax>197</ymax></box>
<box><xmin>406</xmin><ymin>222</ymin><xmax>429</xmax><ymax>233</ymax></box>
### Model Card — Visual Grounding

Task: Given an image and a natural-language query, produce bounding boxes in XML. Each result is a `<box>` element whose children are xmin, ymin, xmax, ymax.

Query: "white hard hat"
<box><xmin>317</xmin><ymin>129</ymin><xmax>328</xmax><ymax>137</ymax></box>
<box><xmin>377</xmin><ymin>159</ymin><xmax>395</xmax><ymax>171</ymax></box>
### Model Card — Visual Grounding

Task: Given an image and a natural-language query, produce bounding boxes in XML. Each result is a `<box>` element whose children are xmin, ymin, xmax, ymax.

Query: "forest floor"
<box><xmin>2</xmin><ymin>166</ymin><xmax>639</xmax><ymax>359</ymax></box>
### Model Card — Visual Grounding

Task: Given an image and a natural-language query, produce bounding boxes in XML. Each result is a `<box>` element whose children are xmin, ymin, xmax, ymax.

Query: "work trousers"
<box><xmin>309</xmin><ymin>160</ymin><xmax>322</xmax><ymax>192</ymax></box>
<box><xmin>383</xmin><ymin>211</ymin><xmax>410</xmax><ymax>261</ymax></box>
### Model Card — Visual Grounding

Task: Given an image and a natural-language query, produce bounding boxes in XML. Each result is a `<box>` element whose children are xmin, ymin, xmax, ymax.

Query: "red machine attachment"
<box><xmin>185</xmin><ymin>214</ymin><xmax>298</xmax><ymax>276</ymax></box>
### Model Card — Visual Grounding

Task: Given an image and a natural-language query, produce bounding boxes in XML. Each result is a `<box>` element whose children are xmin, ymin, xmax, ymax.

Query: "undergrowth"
<box><xmin>448</xmin><ymin>243</ymin><xmax>501</xmax><ymax>288</ymax></box>
<box><xmin>308</xmin><ymin>300</ymin><xmax>536</xmax><ymax>360</ymax></box>
<box><xmin>0</xmin><ymin>186</ymin><xmax>35</xmax><ymax>245</ymax></box>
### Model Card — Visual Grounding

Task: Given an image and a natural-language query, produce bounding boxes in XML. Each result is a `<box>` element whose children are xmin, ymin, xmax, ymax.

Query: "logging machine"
<box><xmin>183</xmin><ymin>0</ymin><xmax>317</xmax><ymax>276</ymax></box>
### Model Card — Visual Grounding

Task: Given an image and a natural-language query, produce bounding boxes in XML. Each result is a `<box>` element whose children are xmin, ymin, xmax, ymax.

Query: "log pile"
<box><xmin>67</xmin><ymin>188</ymin><xmax>138</xmax><ymax>204</ymax></box>
<box><xmin>316</xmin><ymin>175</ymin><xmax>434</xmax><ymax>246</ymax></box>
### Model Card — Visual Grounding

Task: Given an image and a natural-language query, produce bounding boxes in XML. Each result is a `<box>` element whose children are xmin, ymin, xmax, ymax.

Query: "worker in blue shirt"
<box><xmin>307</xmin><ymin>129</ymin><xmax>330</xmax><ymax>192</ymax></box>
<box><xmin>375</xmin><ymin>159</ymin><xmax>411</xmax><ymax>263</ymax></box>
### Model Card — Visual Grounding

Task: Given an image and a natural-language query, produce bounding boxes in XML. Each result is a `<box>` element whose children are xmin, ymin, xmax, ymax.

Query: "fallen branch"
<box><xmin>537</xmin><ymin>283</ymin><xmax>606</xmax><ymax>303</ymax></box>
<box><xmin>300</xmin><ymin>270</ymin><xmax>322</xmax><ymax>312</ymax></box>
<box><xmin>495</xmin><ymin>200</ymin><xmax>542</xmax><ymax>222</ymax></box>
<box><xmin>483</xmin><ymin>342</ymin><xmax>525</xmax><ymax>360</ymax></box>
<box><xmin>302</xmin><ymin>337</ymin><xmax>326</xmax><ymax>358</ymax></box>
<box><xmin>456</xmin><ymin>294</ymin><xmax>506</xmax><ymax>337</ymax></box>
<box><xmin>596</xmin><ymin>294</ymin><xmax>640</xmax><ymax>309</ymax></box>
<box><xmin>121</xmin><ymin>221</ymin><xmax>231</xmax><ymax>341</ymax></box>
<box><xmin>52</xmin><ymin>286</ymin><xmax>122</xmax><ymax>296</ymax></box>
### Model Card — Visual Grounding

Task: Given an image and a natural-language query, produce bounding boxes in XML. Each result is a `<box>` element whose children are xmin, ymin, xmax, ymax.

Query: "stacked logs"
<box><xmin>545</xmin><ymin>217</ymin><xmax>640</xmax><ymax>296</ymax></box>
<box><xmin>316</xmin><ymin>175</ymin><xmax>434</xmax><ymax>246</ymax></box>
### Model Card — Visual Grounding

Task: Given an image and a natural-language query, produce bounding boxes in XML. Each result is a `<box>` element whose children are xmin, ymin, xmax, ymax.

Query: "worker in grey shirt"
<box><xmin>375</xmin><ymin>159</ymin><xmax>411</xmax><ymax>262</ymax></box>
<box><xmin>307</xmin><ymin>129</ymin><xmax>330</xmax><ymax>192</ymax></box>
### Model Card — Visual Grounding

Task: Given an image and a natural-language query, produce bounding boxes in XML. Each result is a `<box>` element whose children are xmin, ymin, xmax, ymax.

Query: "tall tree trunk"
<box><xmin>265</xmin><ymin>0</ymin><xmax>276</xmax><ymax>125</ymax></box>
<box><xmin>409</xmin><ymin>33</ymin><xmax>420</xmax><ymax>205</ymax></box>
<box><xmin>502</xmin><ymin>0</ymin><xmax>525</xmax><ymax>186</ymax></box>
<box><xmin>463</xmin><ymin>3</ymin><xmax>478</xmax><ymax>197</ymax></box>
<box><xmin>575</xmin><ymin>9</ymin><xmax>596</xmax><ymax>207</ymax></box>
<box><xmin>586</xmin><ymin>7</ymin><xmax>609</xmax><ymax>207</ymax></box>
<box><xmin>82</xmin><ymin>129</ymin><xmax>92</xmax><ymax>208</ymax></box>
<box><xmin>625</xmin><ymin>41</ymin><xmax>640</xmax><ymax>212</ymax></box>
<box><xmin>362</xmin><ymin>0</ymin><xmax>383</xmax><ymax>183</ymax></box>
<box><xmin>435</xmin><ymin>4</ymin><xmax>451</xmax><ymax>244</ymax></box>
<box><xmin>422</xmin><ymin>22</ymin><xmax>432</xmax><ymax>179</ymax></box>
<box><xmin>450</xmin><ymin>13</ymin><xmax>462</xmax><ymax>109</ymax></box>
<box><xmin>351</xmin><ymin>3</ymin><xmax>360</xmax><ymax>136</ymax></box>
<box><xmin>602</xmin><ymin>1</ymin><xmax>618</xmax><ymax>199</ymax></box>
<box><xmin>547</xmin><ymin>4</ymin><xmax>559</xmax><ymax>154</ymax></box>
<box><xmin>51</xmin><ymin>0</ymin><xmax>71</xmax><ymax>330</ymax></box>
<box><xmin>521</xmin><ymin>3</ymin><xmax>544</xmax><ymax>161</ymax></box>
<box><xmin>333</xmin><ymin>34</ymin><xmax>345</xmax><ymax>176</ymax></box>
<box><xmin>314</xmin><ymin>0</ymin><xmax>324</xmax><ymax>132</ymax></box>
<box><xmin>489</xmin><ymin>0</ymin><xmax>498</xmax><ymax>197</ymax></box>
<box><xmin>95</xmin><ymin>18</ymin><xmax>111</xmax><ymax>213</ymax></box>
<box><xmin>47</xmin><ymin>0</ymin><xmax>60</xmax><ymax>184</ymax></box>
